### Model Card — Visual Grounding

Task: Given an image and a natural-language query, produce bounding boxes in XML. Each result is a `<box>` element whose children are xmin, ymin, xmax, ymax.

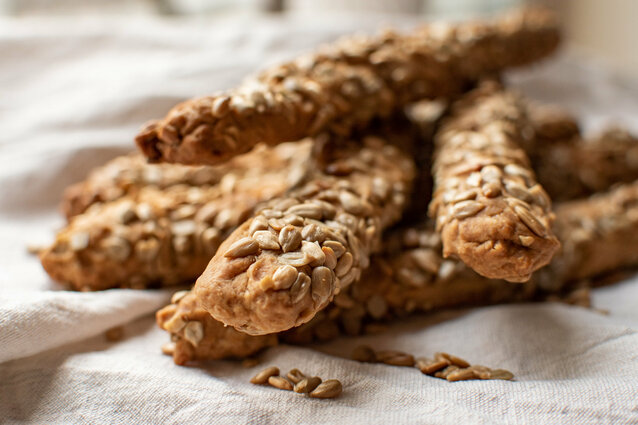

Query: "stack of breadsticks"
<box><xmin>39</xmin><ymin>7</ymin><xmax>638</xmax><ymax>366</ymax></box>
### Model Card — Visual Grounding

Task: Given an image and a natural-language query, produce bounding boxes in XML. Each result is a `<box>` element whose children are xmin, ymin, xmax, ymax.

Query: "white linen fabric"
<box><xmin>1</xmin><ymin>13</ymin><xmax>637</xmax><ymax>425</ymax></box>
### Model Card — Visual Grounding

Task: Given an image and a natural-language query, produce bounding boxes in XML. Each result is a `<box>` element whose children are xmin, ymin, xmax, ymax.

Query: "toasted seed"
<box><xmin>451</xmin><ymin>189</ymin><xmax>479</xmax><ymax>203</ymax></box>
<box><xmin>519</xmin><ymin>235</ymin><xmax>535</xmax><ymax>247</ymax></box>
<box><xmin>268</xmin><ymin>376</ymin><xmax>293</xmax><ymax>391</ymax></box>
<box><xmin>171</xmin><ymin>290</ymin><xmax>190</xmax><ymax>305</ymax></box>
<box><xmin>338</xmin><ymin>267</ymin><xmax>359</xmax><ymax>289</ymax></box>
<box><xmin>268</xmin><ymin>218</ymin><xmax>286</xmax><ymax>231</ymax></box>
<box><xmin>279</xmin><ymin>225</ymin><xmax>302</xmax><ymax>252</ymax></box>
<box><xmin>480</xmin><ymin>165</ymin><xmax>502</xmax><ymax>183</ymax></box>
<box><xmin>211</xmin><ymin>96</ymin><xmax>231</xmax><ymax>117</ymax></box>
<box><xmin>504</xmin><ymin>163</ymin><xmax>532</xmax><ymax>180</ymax></box>
<box><xmin>309</xmin><ymin>379</ymin><xmax>342</xmax><ymax>399</ymax></box>
<box><xmin>366</xmin><ymin>295</ymin><xmax>388</xmax><ymax>319</ymax></box>
<box><xmin>415</xmin><ymin>358</ymin><xmax>450</xmax><ymax>375</ymax></box>
<box><xmin>435</xmin><ymin>352</ymin><xmax>470</xmax><ymax>368</ymax></box>
<box><xmin>224</xmin><ymin>237</ymin><xmax>259</xmax><ymax>258</ymax></box>
<box><xmin>489</xmin><ymin>369</ymin><xmax>514</xmax><ymax>380</ymax></box>
<box><xmin>272</xmin><ymin>265</ymin><xmax>299</xmax><ymax>290</ymax></box>
<box><xmin>377</xmin><ymin>350</ymin><xmax>415</xmax><ymax>367</ymax></box>
<box><xmin>446</xmin><ymin>368</ymin><xmax>477</xmax><ymax>382</ymax></box>
<box><xmin>286</xmin><ymin>368</ymin><xmax>306</xmax><ymax>384</ymax></box>
<box><xmin>323</xmin><ymin>240</ymin><xmax>346</xmax><ymax>258</ymax></box>
<box><xmin>410</xmin><ymin>249</ymin><xmax>440</xmax><ymax>274</ymax></box>
<box><xmin>311</xmin><ymin>266</ymin><xmax>334</xmax><ymax>304</ymax></box>
<box><xmin>465</xmin><ymin>172</ymin><xmax>482</xmax><ymax>187</ymax></box>
<box><xmin>302</xmin><ymin>241</ymin><xmax>326</xmax><ymax>266</ymax></box>
<box><xmin>135</xmin><ymin>237</ymin><xmax>161</xmax><ymax>261</ymax></box>
<box><xmin>434</xmin><ymin>365</ymin><xmax>459</xmax><ymax>379</ymax></box>
<box><xmin>160</xmin><ymin>340</ymin><xmax>176</xmax><ymax>356</ymax></box>
<box><xmin>514</xmin><ymin>205</ymin><xmax>547</xmax><ymax>237</ymax></box>
<box><xmin>280</xmin><ymin>251</ymin><xmax>311</xmax><ymax>267</ymax></box>
<box><xmin>339</xmin><ymin>191</ymin><xmax>368</xmax><ymax>215</ymax></box>
<box><xmin>69</xmin><ymin>232</ymin><xmax>90</xmax><ymax>251</ymax></box>
<box><xmin>290</xmin><ymin>273</ymin><xmax>311</xmax><ymax>303</ymax></box>
<box><xmin>163</xmin><ymin>314</ymin><xmax>186</xmax><ymax>333</ymax></box>
<box><xmin>322</xmin><ymin>246</ymin><xmax>337</xmax><ymax>270</ymax></box>
<box><xmin>183</xmin><ymin>321</ymin><xmax>204</xmax><ymax>347</ymax></box>
<box><xmin>294</xmin><ymin>377</ymin><xmax>322</xmax><ymax>394</ymax></box>
<box><xmin>285</xmin><ymin>203</ymin><xmax>323</xmax><ymax>220</ymax></box>
<box><xmin>505</xmin><ymin>181</ymin><xmax>533</xmax><ymax>202</ymax></box>
<box><xmin>301</xmin><ymin>223</ymin><xmax>325</xmax><ymax>243</ymax></box>
<box><xmin>468</xmin><ymin>365</ymin><xmax>492</xmax><ymax>379</ymax></box>
<box><xmin>282</xmin><ymin>214</ymin><xmax>304</xmax><ymax>226</ymax></box>
<box><xmin>451</xmin><ymin>200</ymin><xmax>485</xmax><ymax>219</ymax></box>
<box><xmin>250</xmin><ymin>366</ymin><xmax>280</xmax><ymax>385</ymax></box>
<box><xmin>351</xmin><ymin>345</ymin><xmax>376</xmax><ymax>363</ymax></box>
<box><xmin>253</xmin><ymin>230</ymin><xmax>281</xmax><ymax>250</ymax></box>
<box><xmin>334</xmin><ymin>252</ymin><xmax>354</xmax><ymax>277</ymax></box>
<box><xmin>482</xmin><ymin>181</ymin><xmax>502</xmax><ymax>198</ymax></box>
<box><xmin>261</xmin><ymin>208</ymin><xmax>283</xmax><ymax>219</ymax></box>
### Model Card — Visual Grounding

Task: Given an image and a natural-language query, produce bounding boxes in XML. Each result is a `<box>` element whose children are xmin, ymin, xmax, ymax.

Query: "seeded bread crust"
<box><xmin>194</xmin><ymin>136</ymin><xmax>416</xmax><ymax>335</ymax></box>
<box><xmin>136</xmin><ymin>7</ymin><xmax>559</xmax><ymax>166</ymax></box>
<box><xmin>158</xmin><ymin>181</ymin><xmax>638</xmax><ymax>363</ymax></box>
<box><xmin>429</xmin><ymin>84</ymin><xmax>560</xmax><ymax>282</ymax></box>
<box><xmin>40</xmin><ymin>142</ymin><xmax>313</xmax><ymax>291</ymax></box>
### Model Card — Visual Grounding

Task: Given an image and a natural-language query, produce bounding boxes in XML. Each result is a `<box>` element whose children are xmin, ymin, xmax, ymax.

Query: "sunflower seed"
<box><xmin>183</xmin><ymin>321</ymin><xmax>204</xmax><ymax>347</ymax></box>
<box><xmin>366</xmin><ymin>295</ymin><xmax>388</xmax><ymax>319</ymax></box>
<box><xmin>250</xmin><ymin>366</ymin><xmax>280</xmax><ymax>385</ymax></box>
<box><xmin>294</xmin><ymin>377</ymin><xmax>322</xmax><ymax>394</ymax></box>
<box><xmin>309</xmin><ymin>379</ymin><xmax>342</xmax><ymax>399</ymax></box>
<box><xmin>434</xmin><ymin>365</ymin><xmax>459</xmax><ymax>379</ymax></box>
<box><xmin>339</xmin><ymin>191</ymin><xmax>369</xmax><ymax>215</ymax></box>
<box><xmin>322</xmin><ymin>246</ymin><xmax>337</xmax><ymax>269</ymax></box>
<box><xmin>279</xmin><ymin>225</ymin><xmax>302</xmax><ymax>252</ymax></box>
<box><xmin>224</xmin><ymin>237</ymin><xmax>259</xmax><ymax>258</ymax></box>
<box><xmin>268</xmin><ymin>376</ymin><xmax>293</xmax><ymax>391</ymax></box>
<box><xmin>415</xmin><ymin>358</ymin><xmax>450</xmax><ymax>375</ymax></box>
<box><xmin>290</xmin><ymin>273</ymin><xmax>311</xmax><ymax>303</ymax></box>
<box><xmin>248</xmin><ymin>216</ymin><xmax>269</xmax><ymax>235</ymax></box>
<box><xmin>69</xmin><ymin>232</ymin><xmax>90</xmax><ymax>251</ymax></box>
<box><xmin>253</xmin><ymin>230</ymin><xmax>281</xmax><ymax>251</ymax></box>
<box><xmin>338</xmin><ymin>267</ymin><xmax>359</xmax><ymax>289</ymax></box>
<box><xmin>285</xmin><ymin>203</ymin><xmax>323</xmax><ymax>220</ymax></box>
<box><xmin>334</xmin><ymin>252</ymin><xmax>353</xmax><ymax>277</ymax></box>
<box><xmin>211</xmin><ymin>96</ymin><xmax>231</xmax><ymax>117</ymax></box>
<box><xmin>282</xmin><ymin>214</ymin><xmax>304</xmax><ymax>226</ymax></box>
<box><xmin>280</xmin><ymin>251</ymin><xmax>310</xmax><ymax>267</ymax></box>
<box><xmin>351</xmin><ymin>345</ymin><xmax>376</xmax><ymax>363</ymax></box>
<box><xmin>163</xmin><ymin>315</ymin><xmax>186</xmax><ymax>333</ymax></box>
<box><xmin>302</xmin><ymin>241</ymin><xmax>326</xmax><ymax>266</ymax></box>
<box><xmin>272</xmin><ymin>265</ymin><xmax>298</xmax><ymax>290</ymax></box>
<box><xmin>435</xmin><ymin>352</ymin><xmax>470</xmax><ymax>368</ymax></box>
<box><xmin>505</xmin><ymin>181</ymin><xmax>533</xmax><ymax>202</ymax></box>
<box><xmin>489</xmin><ymin>369</ymin><xmax>514</xmax><ymax>380</ymax></box>
<box><xmin>519</xmin><ymin>235</ymin><xmax>535</xmax><ymax>247</ymax></box>
<box><xmin>286</xmin><ymin>368</ymin><xmax>306</xmax><ymax>384</ymax></box>
<box><xmin>268</xmin><ymin>218</ymin><xmax>286</xmax><ymax>231</ymax></box>
<box><xmin>377</xmin><ymin>350</ymin><xmax>415</xmax><ymax>367</ymax></box>
<box><xmin>170</xmin><ymin>290</ymin><xmax>189</xmax><ymax>305</ymax></box>
<box><xmin>102</xmin><ymin>236</ymin><xmax>131</xmax><ymax>261</ymax></box>
<box><xmin>301</xmin><ymin>223</ymin><xmax>325</xmax><ymax>243</ymax></box>
<box><xmin>446</xmin><ymin>368</ymin><xmax>477</xmax><ymax>382</ymax></box>
<box><xmin>451</xmin><ymin>200</ymin><xmax>485</xmax><ymax>219</ymax></box>
<box><xmin>480</xmin><ymin>165</ymin><xmax>502</xmax><ymax>183</ymax></box>
<box><xmin>161</xmin><ymin>342</ymin><xmax>175</xmax><ymax>356</ymax></box>
<box><xmin>514</xmin><ymin>205</ymin><xmax>547</xmax><ymax>237</ymax></box>
<box><xmin>481</xmin><ymin>181</ymin><xmax>502</xmax><ymax>198</ymax></box>
<box><xmin>452</xmin><ymin>189</ymin><xmax>479</xmax><ymax>203</ymax></box>
<box><xmin>323</xmin><ymin>240</ymin><xmax>346</xmax><ymax>258</ymax></box>
<box><xmin>311</xmin><ymin>266</ymin><xmax>334</xmax><ymax>305</ymax></box>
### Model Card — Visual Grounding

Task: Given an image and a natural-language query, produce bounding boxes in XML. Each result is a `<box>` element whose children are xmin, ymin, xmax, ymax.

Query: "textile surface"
<box><xmin>1</xmin><ymin>13</ymin><xmax>637</xmax><ymax>424</ymax></box>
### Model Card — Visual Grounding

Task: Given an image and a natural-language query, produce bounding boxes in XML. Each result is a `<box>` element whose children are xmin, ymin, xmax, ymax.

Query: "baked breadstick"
<box><xmin>40</xmin><ymin>142</ymin><xmax>313</xmax><ymax>291</ymax></box>
<box><xmin>158</xmin><ymin>181</ymin><xmax>638</xmax><ymax>363</ymax></box>
<box><xmin>194</xmin><ymin>135</ymin><xmax>415</xmax><ymax>335</ymax></box>
<box><xmin>430</xmin><ymin>84</ymin><xmax>560</xmax><ymax>282</ymax></box>
<box><xmin>136</xmin><ymin>7</ymin><xmax>559</xmax><ymax>166</ymax></box>
<box><xmin>526</xmin><ymin>104</ymin><xmax>638</xmax><ymax>201</ymax></box>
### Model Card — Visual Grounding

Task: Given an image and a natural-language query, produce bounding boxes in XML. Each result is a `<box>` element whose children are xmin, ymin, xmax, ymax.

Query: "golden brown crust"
<box><xmin>194</xmin><ymin>136</ymin><xmax>415</xmax><ymax>335</ymax></box>
<box><xmin>136</xmin><ymin>7</ymin><xmax>559</xmax><ymax>166</ymax></box>
<box><xmin>40</xmin><ymin>142</ymin><xmax>313</xmax><ymax>291</ymax></box>
<box><xmin>429</xmin><ymin>84</ymin><xmax>560</xmax><ymax>281</ymax></box>
<box><xmin>158</xmin><ymin>180</ymin><xmax>638</xmax><ymax>363</ymax></box>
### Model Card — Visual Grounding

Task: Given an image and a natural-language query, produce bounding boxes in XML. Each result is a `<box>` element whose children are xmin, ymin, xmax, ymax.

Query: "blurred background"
<box><xmin>1</xmin><ymin>0</ymin><xmax>636</xmax><ymax>78</ymax></box>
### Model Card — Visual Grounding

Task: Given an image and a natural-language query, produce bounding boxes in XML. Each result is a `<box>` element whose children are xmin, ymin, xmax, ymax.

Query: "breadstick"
<box><xmin>136</xmin><ymin>7</ymin><xmax>559</xmax><ymax>166</ymax></box>
<box><xmin>429</xmin><ymin>84</ymin><xmax>560</xmax><ymax>282</ymax></box>
<box><xmin>40</xmin><ymin>142</ymin><xmax>312</xmax><ymax>291</ymax></box>
<box><xmin>194</xmin><ymin>135</ymin><xmax>415</xmax><ymax>335</ymax></box>
<box><xmin>158</xmin><ymin>181</ymin><xmax>638</xmax><ymax>363</ymax></box>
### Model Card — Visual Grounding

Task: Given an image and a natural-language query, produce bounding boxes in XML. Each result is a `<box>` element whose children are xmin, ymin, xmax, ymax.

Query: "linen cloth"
<box><xmin>1</xmin><ymin>13</ymin><xmax>638</xmax><ymax>425</ymax></box>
